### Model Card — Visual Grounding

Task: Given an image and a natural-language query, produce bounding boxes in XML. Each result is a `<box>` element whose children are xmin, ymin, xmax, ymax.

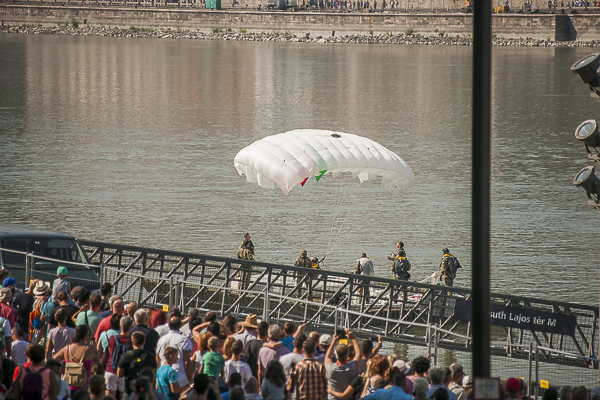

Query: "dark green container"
<box><xmin>206</xmin><ymin>0</ymin><xmax>221</xmax><ymax>9</ymax></box>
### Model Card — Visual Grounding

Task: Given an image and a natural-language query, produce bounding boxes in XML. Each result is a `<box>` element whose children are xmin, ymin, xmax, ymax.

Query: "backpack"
<box><xmin>393</xmin><ymin>258</ymin><xmax>411</xmax><ymax>280</ymax></box>
<box><xmin>64</xmin><ymin>345</ymin><xmax>88</xmax><ymax>388</ymax></box>
<box><xmin>29</xmin><ymin>299</ymin><xmax>44</xmax><ymax>335</ymax></box>
<box><xmin>21</xmin><ymin>367</ymin><xmax>47</xmax><ymax>400</ymax></box>
<box><xmin>448</xmin><ymin>256</ymin><xmax>462</xmax><ymax>277</ymax></box>
<box><xmin>111</xmin><ymin>336</ymin><xmax>133</xmax><ymax>371</ymax></box>
<box><xmin>360</xmin><ymin>259</ymin><xmax>374</xmax><ymax>276</ymax></box>
<box><xmin>125</xmin><ymin>350</ymin><xmax>149</xmax><ymax>393</ymax></box>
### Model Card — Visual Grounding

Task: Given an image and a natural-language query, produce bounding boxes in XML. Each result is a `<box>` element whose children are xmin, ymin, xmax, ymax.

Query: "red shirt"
<box><xmin>13</xmin><ymin>361</ymin><xmax>33</xmax><ymax>381</ymax></box>
<box><xmin>94</xmin><ymin>316</ymin><xmax>112</xmax><ymax>341</ymax></box>
<box><xmin>101</xmin><ymin>334</ymin><xmax>131</xmax><ymax>374</ymax></box>
<box><xmin>0</xmin><ymin>303</ymin><xmax>17</xmax><ymax>330</ymax></box>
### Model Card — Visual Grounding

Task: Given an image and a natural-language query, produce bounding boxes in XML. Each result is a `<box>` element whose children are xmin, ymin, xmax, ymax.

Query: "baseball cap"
<box><xmin>2</xmin><ymin>278</ymin><xmax>15</xmax><ymax>288</ymax></box>
<box><xmin>319</xmin><ymin>334</ymin><xmax>332</xmax><ymax>346</ymax></box>
<box><xmin>462</xmin><ymin>376</ymin><xmax>473</xmax><ymax>388</ymax></box>
<box><xmin>393</xmin><ymin>359</ymin><xmax>410</xmax><ymax>374</ymax></box>
<box><xmin>57</xmin><ymin>266</ymin><xmax>68</xmax><ymax>276</ymax></box>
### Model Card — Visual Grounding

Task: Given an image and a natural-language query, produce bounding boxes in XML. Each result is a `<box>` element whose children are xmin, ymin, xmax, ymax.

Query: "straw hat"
<box><xmin>239</xmin><ymin>314</ymin><xmax>258</xmax><ymax>329</ymax></box>
<box><xmin>33</xmin><ymin>281</ymin><xmax>51</xmax><ymax>296</ymax></box>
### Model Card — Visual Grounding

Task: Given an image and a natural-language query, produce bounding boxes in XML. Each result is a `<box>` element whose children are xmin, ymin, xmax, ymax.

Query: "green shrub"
<box><xmin>71</xmin><ymin>19</ymin><xmax>78</xmax><ymax>28</ymax></box>
<box><xmin>212</xmin><ymin>27</ymin><xmax>222</xmax><ymax>33</ymax></box>
<box><xmin>226</xmin><ymin>27</ymin><xmax>232</xmax><ymax>32</ymax></box>
<box><xmin>404</xmin><ymin>27</ymin><xmax>413</xmax><ymax>36</ymax></box>
<box><xmin>239</xmin><ymin>28</ymin><xmax>247</xmax><ymax>33</ymax></box>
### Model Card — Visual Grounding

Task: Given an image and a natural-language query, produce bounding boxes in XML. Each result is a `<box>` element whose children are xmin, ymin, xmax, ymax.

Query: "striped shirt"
<box><xmin>287</xmin><ymin>358</ymin><xmax>327</xmax><ymax>400</ymax></box>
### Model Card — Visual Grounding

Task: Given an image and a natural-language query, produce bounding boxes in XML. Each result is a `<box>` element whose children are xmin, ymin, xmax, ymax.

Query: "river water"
<box><xmin>1</xmin><ymin>33</ymin><xmax>599</xmax><ymax>307</ymax></box>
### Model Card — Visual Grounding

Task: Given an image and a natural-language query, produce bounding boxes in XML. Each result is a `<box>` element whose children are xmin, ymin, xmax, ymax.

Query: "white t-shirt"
<box><xmin>155</xmin><ymin>324</ymin><xmax>170</xmax><ymax>337</ymax></box>
<box><xmin>11</xmin><ymin>339</ymin><xmax>29</xmax><ymax>366</ymax></box>
<box><xmin>224</xmin><ymin>359</ymin><xmax>252</xmax><ymax>388</ymax></box>
<box><xmin>156</xmin><ymin>330</ymin><xmax>193</xmax><ymax>385</ymax></box>
<box><xmin>279</xmin><ymin>352</ymin><xmax>305</xmax><ymax>379</ymax></box>
<box><xmin>0</xmin><ymin>317</ymin><xmax>12</xmax><ymax>338</ymax></box>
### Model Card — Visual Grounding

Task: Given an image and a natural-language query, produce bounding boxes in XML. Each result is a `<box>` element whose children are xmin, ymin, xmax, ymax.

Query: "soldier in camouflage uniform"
<box><xmin>237</xmin><ymin>239</ymin><xmax>254</xmax><ymax>290</ymax></box>
<box><xmin>240</xmin><ymin>233</ymin><xmax>255</xmax><ymax>256</ymax></box>
<box><xmin>439</xmin><ymin>248</ymin><xmax>457</xmax><ymax>287</ymax></box>
<box><xmin>386</xmin><ymin>241</ymin><xmax>406</xmax><ymax>262</ymax></box>
<box><xmin>294</xmin><ymin>249</ymin><xmax>312</xmax><ymax>298</ymax></box>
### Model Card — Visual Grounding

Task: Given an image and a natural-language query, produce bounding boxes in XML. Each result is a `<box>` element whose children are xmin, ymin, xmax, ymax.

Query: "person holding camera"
<box><xmin>324</xmin><ymin>329</ymin><xmax>362</xmax><ymax>400</ymax></box>
<box><xmin>286</xmin><ymin>339</ymin><xmax>326</xmax><ymax>400</ymax></box>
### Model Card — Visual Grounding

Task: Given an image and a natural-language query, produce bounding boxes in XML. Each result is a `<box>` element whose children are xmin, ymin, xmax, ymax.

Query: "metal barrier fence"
<box><xmin>0</xmin><ymin>247</ymin><xmax>101</xmax><ymax>293</ymax></box>
<box><xmin>79</xmin><ymin>241</ymin><xmax>599</xmax><ymax>362</ymax></box>
<box><xmin>1</xmin><ymin>241</ymin><xmax>600</xmax><ymax>387</ymax></box>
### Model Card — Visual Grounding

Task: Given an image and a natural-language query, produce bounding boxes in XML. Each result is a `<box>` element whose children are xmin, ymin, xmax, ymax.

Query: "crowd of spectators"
<box><xmin>0</xmin><ymin>269</ymin><xmax>594</xmax><ymax>400</ymax></box>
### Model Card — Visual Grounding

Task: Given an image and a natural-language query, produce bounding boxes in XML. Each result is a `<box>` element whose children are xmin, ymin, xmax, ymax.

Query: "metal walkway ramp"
<box><xmin>79</xmin><ymin>240</ymin><xmax>600</xmax><ymax>370</ymax></box>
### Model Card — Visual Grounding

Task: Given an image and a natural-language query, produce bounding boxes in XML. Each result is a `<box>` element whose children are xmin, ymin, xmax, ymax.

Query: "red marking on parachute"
<box><xmin>300</xmin><ymin>177</ymin><xmax>309</xmax><ymax>187</ymax></box>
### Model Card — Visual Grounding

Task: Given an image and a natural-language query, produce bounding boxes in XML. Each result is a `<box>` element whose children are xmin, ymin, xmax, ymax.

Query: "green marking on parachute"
<box><xmin>315</xmin><ymin>170</ymin><xmax>327</xmax><ymax>182</ymax></box>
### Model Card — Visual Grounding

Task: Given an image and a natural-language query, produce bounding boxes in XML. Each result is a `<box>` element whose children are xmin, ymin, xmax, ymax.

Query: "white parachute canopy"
<box><xmin>234</xmin><ymin>129</ymin><xmax>415</xmax><ymax>195</ymax></box>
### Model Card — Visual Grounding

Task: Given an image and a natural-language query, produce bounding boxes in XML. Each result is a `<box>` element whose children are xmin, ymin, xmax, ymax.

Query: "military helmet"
<box><xmin>311</xmin><ymin>257</ymin><xmax>318</xmax><ymax>263</ymax></box>
<box><xmin>399</xmin><ymin>241</ymin><xmax>404</xmax><ymax>247</ymax></box>
<box><xmin>300</xmin><ymin>249</ymin><xmax>307</xmax><ymax>256</ymax></box>
<box><xmin>442</xmin><ymin>248</ymin><xmax>450</xmax><ymax>254</ymax></box>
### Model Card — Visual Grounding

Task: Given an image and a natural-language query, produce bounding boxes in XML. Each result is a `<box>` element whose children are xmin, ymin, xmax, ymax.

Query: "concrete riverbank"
<box><xmin>2</xmin><ymin>22</ymin><xmax>600</xmax><ymax>46</ymax></box>
<box><xmin>1</xmin><ymin>4</ymin><xmax>600</xmax><ymax>41</ymax></box>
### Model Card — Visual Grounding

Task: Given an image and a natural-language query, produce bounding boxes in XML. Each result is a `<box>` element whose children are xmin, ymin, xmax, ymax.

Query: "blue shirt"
<box><xmin>42</xmin><ymin>301</ymin><xmax>58</xmax><ymax>318</ymax></box>
<box><xmin>280</xmin><ymin>336</ymin><xmax>295</xmax><ymax>352</ymax></box>
<box><xmin>156</xmin><ymin>365</ymin><xmax>180</xmax><ymax>400</ymax></box>
<box><xmin>364</xmin><ymin>386</ymin><xmax>414</xmax><ymax>400</ymax></box>
<box><xmin>426</xmin><ymin>385</ymin><xmax>458</xmax><ymax>400</ymax></box>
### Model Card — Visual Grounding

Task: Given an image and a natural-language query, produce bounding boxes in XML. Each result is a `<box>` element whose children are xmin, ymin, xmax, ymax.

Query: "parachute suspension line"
<box><xmin>281</xmin><ymin>226</ymin><xmax>297</xmax><ymax>264</ymax></box>
<box><xmin>326</xmin><ymin>174</ymin><xmax>368</xmax><ymax>256</ymax></box>
<box><xmin>325</xmin><ymin>177</ymin><xmax>370</xmax><ymax>257</ymax></box>
<box><xmin>326</xmin><ymin>172</ymin><xmax>355</xmax><ymax>256</ymax></box>
<box><xmin>327</xmin><ymin>197</ymin><xmax>376</xmax><ymax>253</ymax></box>
<box><xmin>326</xmin><ymin>173</ymin><xmax>346</xmax><ymax>254</ymax></box>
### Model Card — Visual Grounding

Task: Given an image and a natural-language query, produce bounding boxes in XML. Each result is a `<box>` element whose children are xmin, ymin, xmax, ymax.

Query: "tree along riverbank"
<box><xmin>2</xmin><ymin>23</ymin><xmax>600</xmax><ymax>46</ymax></box>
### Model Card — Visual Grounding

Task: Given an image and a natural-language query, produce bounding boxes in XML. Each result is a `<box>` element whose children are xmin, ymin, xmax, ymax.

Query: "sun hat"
<box><xmin>57</xmin><ymin>266</ymin><xmax>68</xmax><ymax>276</ymax></box>
<box><xmin>33</xmin><ymin>281</ymin><xmax>51</xmax><ymax>296</ymax></box>
<box><xmin>239</xmin><ymin>314</ymin><xmax>258</xmax><ymax>329</ymax></box>
<box><xmin>2</xmin><ymin>278</ymin><xmax>16</xmax><ymax>288</ymax></box>
<box><xmin>0</xmin><ymin>288</ymin><xmax>11</xmax><ymax>302</ymax></box>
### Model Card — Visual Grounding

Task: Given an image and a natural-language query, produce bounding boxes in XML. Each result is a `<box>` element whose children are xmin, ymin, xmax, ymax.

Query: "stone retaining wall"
<box><xmin>1</xmin><ymin>4</ymin><xmax>599</xmax><ymax>40</ymax></box>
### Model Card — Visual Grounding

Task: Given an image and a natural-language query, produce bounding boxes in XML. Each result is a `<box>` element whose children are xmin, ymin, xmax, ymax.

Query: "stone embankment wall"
<box><xmin>1</xmin><ymin>4</ymin><xmax>599</xmax><ymax>40</ymax></box>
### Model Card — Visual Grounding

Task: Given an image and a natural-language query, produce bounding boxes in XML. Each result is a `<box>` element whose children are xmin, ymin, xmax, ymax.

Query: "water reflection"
<box><xmin>0</xmin><ymin>34</ymin><xmax>598</xmax><ymax>305</ymax></box>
